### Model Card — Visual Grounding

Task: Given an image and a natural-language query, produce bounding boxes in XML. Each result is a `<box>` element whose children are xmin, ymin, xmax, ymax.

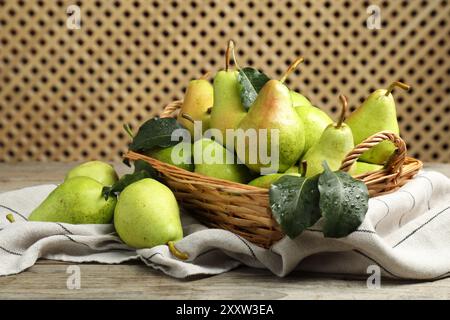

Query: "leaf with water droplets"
<box><xmin>269</xmin><ymin>174</ymin><xmax>321</xmax><ymax>238</ymax></box>
<box><xmin>318</xmin><ymin>162</ymin><xmax>369</xmax><ymax>238</ymax></box>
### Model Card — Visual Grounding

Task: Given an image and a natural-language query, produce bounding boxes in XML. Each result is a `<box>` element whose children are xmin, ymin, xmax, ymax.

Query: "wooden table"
<box><xmin>0</xmin><ymin>162</ymin><xmax>449</xmax><ymax>300</ymax></box>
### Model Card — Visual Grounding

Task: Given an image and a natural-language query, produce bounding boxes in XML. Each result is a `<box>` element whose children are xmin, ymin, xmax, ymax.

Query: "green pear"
<box><xmin>193</xmin><ymin>138</ymin><xmax>253</xmax><ymax>183</ymax></box>
<box><xmin>285</xmin><ymin>165</ymin><xmax>299</xmax><ymax>174</ymax></box>
<box><xmin>145</xmin><ymin>142</ymin><xmax>194</xmax><ymax>171</ymax></box>
<box><xmin>346</xmin><ymin>81</ymin><xmax>410</xmax><ymax>164</ymax></box>
<box><xmin>248</xmin><ymin>173</ymin><xmax>301</xmax><ymax>188</ymax></box>
<box><xmin>302</xmin><ymin>95</ymin><xmax>354</xmax><ymax>177</ymax></box>
<box><xmin>114</xmin><ymin>178</ymin><xmax>182</xmax><ymax>249</ymax></box>
<box><xmin>177</xmin><ymin>77</ymin><xmax>213</xmax><ymax>136</ymax></box>
<box><xmin>209</xmin><ymin>41</ymin><xmax>247</xmax><ymax>146</ymax></box>
<box><xmin>65</xmin><ymin>161</ymin><xmax>118</xmax><ymax>186</ymax></box>
<box><xmin>290</xmin><ymin>90</ymin><xmax>313</xmax><ymax>108</ymax></box>
<box><xmin>295</xmin><ymin>105</ymin><xmax>333</xmax><ymax>156</ymax></box>
<box><xmin>348</xmin><ymin>161</ymin><xmax>383</xmax><ymax>176</ymax></box>
<box><xmin>237</xmin><ymin>78</ymin><xmax>305</xmax><ymax>173</ymax></box>
<box><xmin>29</xmin><ymin>176</ymin><xmax>116</xmax><ymax>224</ymax></box>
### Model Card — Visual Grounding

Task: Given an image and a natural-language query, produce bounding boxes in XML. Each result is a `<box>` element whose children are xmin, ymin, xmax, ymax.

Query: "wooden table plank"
<box><xmin>0</xmin><ymin>162</ymin><xmax>449</xmax><ymax>300</ymax></box>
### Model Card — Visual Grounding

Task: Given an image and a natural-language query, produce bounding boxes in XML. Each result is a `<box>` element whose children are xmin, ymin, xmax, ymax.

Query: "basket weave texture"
<box><xmin>125</xmin><ymin>101</ymin><xmax>423</xmax><ymax>248</ymax></box>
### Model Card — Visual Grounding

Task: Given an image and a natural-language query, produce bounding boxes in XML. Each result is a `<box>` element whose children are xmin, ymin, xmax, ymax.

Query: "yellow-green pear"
<box><xmin>65</xmin><ymin>160</ymin><xmax>118</xmax><ymax>186</ymax></box>
<box><xmin>237</xmin><ymin>74</ymin><xmax>305</xmax><ymax>173</ymax></box>
<box><xmin>193</xmin><ymin>138</ymin><xmax>253</xmax><ymax>183</ymax></box>
<box><xmin>290</xmin><ymin>90</ymin><xmax>313</xmax><ymax>108</ymax></box>
<box><xmin>248</xmin><ymin>173</ymin><xmax>301</xmax><ymax>188</ymax></box>
<box><xmin>114</xmin><ymin>179</ymin><xmax>182</xmax><ymax>249</ymax></box>
<box><xmin>302</xmin><ymin>95</ymin><xmax>354</xmax><ymax>177</ymax></box>
<box><xmin>348</xmin><ymin>161</ymin><xmax>383</xmax><ymax>176</ymax></box>
<box><xmin>285</xmin><ymin>165</ymin><xmax>299</xmax><ymax>174</ymax></box>
<box><xmin>209</xmin><ymin>41</ymin><xmax>247</xmax><ymax>146</ymax></box>
<box><xmin>177</xmin><ymin>76</ymin><xmax>213</xmax><ymax>136</ymax></box>
<box><xmin>346</xmin><ymin>81</ymin><xmax>410</xmax><ymax>164</ymax></box>
<box><xmin>29</xmin><ymin>176</ymin><xmax>116</xmax><ymax>224</ymax></box>
<box><xmin>295</xmin><ymin>105</ymin><xmax>333</xmax><ymax>156</ymax></box>
<box><xmin>145</xmin><ymin>142</ymin><xmax>194</xmax><ymax>171</ymax></box>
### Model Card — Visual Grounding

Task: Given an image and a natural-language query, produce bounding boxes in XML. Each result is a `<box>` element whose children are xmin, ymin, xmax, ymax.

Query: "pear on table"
<box><xmin>346</xmin><ymin>81</ymin><xmax>410</xmax><ymax>165</ymax></box>
<box><xmin>65</xmin><ymin>160</ymin><xmax>118</xmax><ymax>186</ymax></box>
<box><xmin>114</xmin><ymin>178</ymin><xmax>183</xmax><ymax>249</ymax></box>
<box><xmin>29</xmin><ymin>176</ymin><xmax>117</xmax><ymax>224</ymax></box>
<box><xmin>302</xmin><ymin>95</ymin><xmax>354</xmax><ymax>177</ymax></box>
<box><xmin>236</xmin><ymin>58</ymin><xmax>306</xmax><ymax>173</ymax></box>
<box><xmin>177</xmin><ymin>74</ymin><xmax>214</xmax><ymax>136</ymax></box>
<box><xmin>209</xmin><ymin>40</ymin><xmax>247</xmax><ymax>146</ymax></box>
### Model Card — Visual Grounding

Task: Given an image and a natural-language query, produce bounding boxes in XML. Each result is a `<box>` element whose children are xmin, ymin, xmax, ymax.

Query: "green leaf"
<box><xmin>269</xmin><ymin>175</ymin><xmax>321</xmax><ymax>238</ymax></box>
<box><xmin>102</xmin><ymin>160</ymin><xmax>158</xmax><ymax>199</ymax></box>
<box><xmin>237</xmin><ymin>67</ymin><xmax>271</xmax><ymax>110</ymax></box>
<box><xmin>318</xmin><ymin>162</ymin><xmax>369</xmax><ymax>238</ymax></box>
<box><xmin>129</xmin><ymin>117</ymin><xmax>185</xmax><ymax>152</ymax></box>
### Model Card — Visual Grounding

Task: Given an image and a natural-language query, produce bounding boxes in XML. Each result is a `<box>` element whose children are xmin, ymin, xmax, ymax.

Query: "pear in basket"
<box><xmin>346</xmin><ymin>81</ymin><xmax>410</xmax><ymax>165</ymax></box>
<box><xmin>177</xmin><ymin>74</ymin><xmax>214</xmax><ymax>136</ymax></box>
<box><xmin>348</xmin><ymin>162</ymin><xmax>383</xmax><ymax>176</ymax></box>
<box><xmin>236</xmin><ymin>58</ymin><xmax>305</xmax><ymax>173</ymax></box>
<box><xmin>302</xmin><ymin>95</ymin><xmax>354</xmax><ymax>177</ymax></box>
<box><xmin>145</xmin><ymin>142</ymin><xmax>194</xmax><ymax>172</ymax></box>
<box><xmin>209</xmin><ymin>40</ymin><xmax>247</xmax><ymax>146</ymax></box>
<box><xmin>193</xmin><ymin>138</ymin><xmax>253</xmax><ymax>183</ymax></box>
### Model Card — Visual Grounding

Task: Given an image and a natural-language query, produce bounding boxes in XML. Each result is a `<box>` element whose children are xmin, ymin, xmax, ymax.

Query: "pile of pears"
<box><xmin>153</xmin><ymin>41</ymin><xmax>410</xmax><ymax>187</ymax></box>
<box><xmin>29</xmin><ymin>161</ymin><xmax>183</xmax><ymax>250</ymax></box>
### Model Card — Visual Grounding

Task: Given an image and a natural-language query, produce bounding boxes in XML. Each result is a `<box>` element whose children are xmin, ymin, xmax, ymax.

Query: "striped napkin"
<box><xmin>0</xmin><ymin>170</ymin><xmax>449</xmax><ymax>280</ymax></box>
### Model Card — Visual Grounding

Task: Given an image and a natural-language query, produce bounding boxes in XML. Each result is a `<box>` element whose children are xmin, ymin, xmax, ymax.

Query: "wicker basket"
<box><xmin>125</xmin><ymin>101</ymin><xmax>423</xmax><ymax>248</ymax></box>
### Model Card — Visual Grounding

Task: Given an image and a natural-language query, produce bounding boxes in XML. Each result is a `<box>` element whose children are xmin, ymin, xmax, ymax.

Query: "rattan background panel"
<box><xmin>0</xmin><ymin>0</ymin><xmax>449</xmax><ymax>162</ymax></box>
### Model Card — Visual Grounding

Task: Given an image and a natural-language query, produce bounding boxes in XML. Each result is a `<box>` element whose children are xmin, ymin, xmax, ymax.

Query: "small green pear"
<box><xmin>295</xmin><ymin>105</ymin><xmax>333</xmax><ymax>156</ymax></box>
<box><xmin>248</xmin><ymin>173</ymin><xmax>301</xmax><ymax>188</ymax></box>
<box><xmin>29</xmin><ymin>176</ymin><xmax>116</xmax><ymax>224</ymax></box>
<box><xmin>65</xmin><ymin>161</ymin><xmax>118</xmax><ymax>186</ymax></box>
<box><xmin>348</xmin><ymin>161</ymin><xmax>383</xmax><ymax>176</ymax></box>
<box><xmin>209</xmin><ymin>41</ymin><xmax>247</xmax><ymax>146</ymax></box>
<box><xmin>302</xmin><ymin>95</ymin><xmax>354</xmax><ymax>177</ymax></box>
<box><xmin>290</xmin><ymin>90</ymin><xmax>313</xmax><ymax>108</ymax></box>
<box><xmin>145</xmin><ymin>142</ymin><xmax>194</xmax><ymax>171</ymax></box>
<box><xmin>114</xmin><ymin>179</ymin><xmax>182</xmax><ymax>249</ymax></box>
<box><xmin>346</xmin><ymin>81</ymin><xmax>410</xmax><ymax>164</ymax></box>
<box><xmin>193</xmin><ymin>138</ymin><xmax>253</xmax><ymax>183</ymax></box>
<box><xmin>177</xmin><ymin>76</ymin><xmax>214</xmax><ymax>136</ymax></box>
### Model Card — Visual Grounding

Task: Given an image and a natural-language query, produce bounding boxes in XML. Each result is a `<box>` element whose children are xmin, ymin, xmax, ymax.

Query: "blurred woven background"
<box><xmin>0</xmin><ymin>0</ymin><xmax>449</xmax><ymax>162</ymax></box>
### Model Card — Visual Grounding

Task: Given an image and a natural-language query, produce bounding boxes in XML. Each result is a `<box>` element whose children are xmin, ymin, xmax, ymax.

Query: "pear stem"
<box><xmin>336</xmin><ymin>94</ymin><xmax>347</xmax><ymax>128</ymax></box>
<box><xmin>280</xmin><ymin>57</ymin><xmax>304</xmax><ymax>83</ymax></box>
<box><xmin>200</xmin><ymin>71</ymin><xmax>210</xmax><ymax>80</ymax></box>
<box><xmin>6</xmin><ymin>213</ymin><xmax>15</xmax><ymax>223</ymax></box>
<box><xmin>385</xmin><ymin>81</ymin><xmax>411</xmax><ymax>96</ymax></box>
<box><xmin>123</xmin><ymin>124</ymin><xmax>134</xmax><ymax>139</ymax></box>
<box><xmin>168</xmin><ymin>241</ymin><xmax>189</xmax><ymax>260</ymax></box>
<box><xmin>181</xmin><ymin>113</ymin><xmax>195</xmax><ymax>124</ymax></box>
<box><xmin>206</xmin><ymin>107</ymin><xmax>213</xmax><ymax>115</ymax></box>
<box><xmin>225</xmin><ymin>40</ymin><xmax>235</xmax><ymax>72</ymax></box>
<box><xmin>300</xmin><ymin>160</ymin><xmax>307</xmax><ymax>177</ymax></box>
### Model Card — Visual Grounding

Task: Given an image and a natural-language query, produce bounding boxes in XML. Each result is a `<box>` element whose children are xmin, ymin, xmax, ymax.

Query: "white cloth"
<box><xmin>0</xmin><ymin>170</ymin><xmax>449</xmax><ymax>280</ymax></box>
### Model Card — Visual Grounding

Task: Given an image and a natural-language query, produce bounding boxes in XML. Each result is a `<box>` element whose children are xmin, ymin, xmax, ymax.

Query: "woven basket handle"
<box><xmin>160</xmin><ymin>100</ymin><xmax>183</xmax><ymax>118</ymax></box>
<box><xmin>340</xmin><ymin>131</ymin><xmax>407</xmax><ymax>175</ymax></box>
